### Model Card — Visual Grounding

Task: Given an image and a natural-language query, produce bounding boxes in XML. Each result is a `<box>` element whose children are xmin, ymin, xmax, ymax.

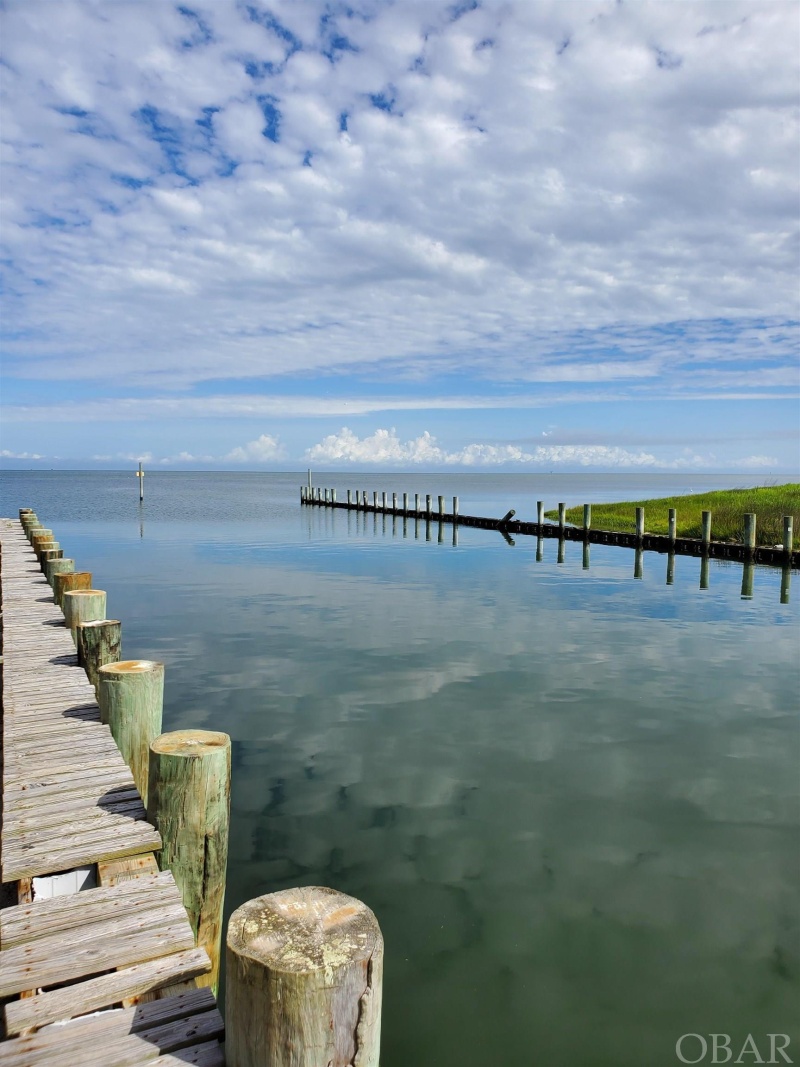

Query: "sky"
<box><xmin>1</xmin><ymin>0</ymin><xmax>798</xmax><ymax>473</ymax></box>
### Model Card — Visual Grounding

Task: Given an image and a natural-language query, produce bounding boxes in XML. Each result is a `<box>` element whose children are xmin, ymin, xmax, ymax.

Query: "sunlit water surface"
<box><xmin>2</xmin><ymin>472</ymin><xmax>798</xmax><ymax>1066</ymax></box>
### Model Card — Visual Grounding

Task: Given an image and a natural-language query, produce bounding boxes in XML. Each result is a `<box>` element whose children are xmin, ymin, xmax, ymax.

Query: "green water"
<box><xmin>2</xmin><ymin>471</ymin><xmax>798</xmax><ymax>1065</ymax></box>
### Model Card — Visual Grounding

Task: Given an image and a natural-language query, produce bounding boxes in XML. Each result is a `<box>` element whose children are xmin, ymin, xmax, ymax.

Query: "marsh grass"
<box><xmin>546</xmin><ymin>484</ymin><xmax>800</xmax><ymax>547</ymax></box>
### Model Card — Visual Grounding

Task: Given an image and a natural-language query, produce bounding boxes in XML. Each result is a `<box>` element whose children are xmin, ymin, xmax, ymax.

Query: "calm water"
<box><xmin>2</xmin><ymin>471</ymin><xmax>798</xmax><ymax>1066</ymax></box>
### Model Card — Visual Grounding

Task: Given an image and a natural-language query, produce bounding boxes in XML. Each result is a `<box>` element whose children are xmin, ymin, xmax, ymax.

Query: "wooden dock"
<box><xmin>302</xmin><ymin>489</ymin><xmax>799</xmax><ymax>569</ymax></box>
<box><xmin>0</xmin><ymin>518</ymin><xmax>225</xmax><ymax>1065</ymax></box>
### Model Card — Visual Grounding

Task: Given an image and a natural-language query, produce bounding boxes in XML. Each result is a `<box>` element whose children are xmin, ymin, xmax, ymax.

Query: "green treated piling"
<box><xmin>77</xmin><ymin>619</ymin><xmax>122</xmax><ymax>695</ymax></box>
<box><xmin>148</xmin><ymin>729</ymin><xmax>231</xmax><ymax>995</ymax></box>
<box><xmin>98</xmin><ymin>660</ymin><xmax>164</xmax><ymax>806</ymax></box>
<box><xmin>63</xmin><ymin>589</ymin><xmax>107</xmax><ymax>644</ymax></box>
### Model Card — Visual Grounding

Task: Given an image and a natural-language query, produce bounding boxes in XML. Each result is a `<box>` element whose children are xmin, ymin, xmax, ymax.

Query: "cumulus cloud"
<box><xmin>225</xmin><ymin>434</ymin><xmax>286</xmax><ymax>463</ymax></box>
<box><xmin>305</xmin><ymin>427</ymin><xmax>683</xmax><ymax>468</ymax></box>
<box><xmin>739</xmin><ymin>455</ymin><xmax>779</xmax><ymax>469</ymax></box>
<box><xmin>0</xmin><ymin>450</ymin><xmax>44</xmax><ymax>460</ymax></box>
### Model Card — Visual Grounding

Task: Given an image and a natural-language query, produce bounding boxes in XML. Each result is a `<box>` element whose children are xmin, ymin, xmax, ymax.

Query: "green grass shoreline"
<box><xmin>545</xmin><ymin>484</ymin><xmax>800</xmax><ymax>548</ymax></box>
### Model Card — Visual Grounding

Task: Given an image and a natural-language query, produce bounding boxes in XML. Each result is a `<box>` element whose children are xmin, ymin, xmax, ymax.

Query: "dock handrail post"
<box><xmin>226</xmin><ymin>887</ymin><xmax>383</xmax><ymax>1067</ymax></box>
<box><xmin>537</xmin><ymin>501</ymin><xmax>544</xmax><ymax>528</ymax></box>
<box><xmin>558</xmin><ymin>503</ymin><xmax>565</xmax><ymax>531</ymax></box>
<box><xmin>701</xmin><ymin>510</ymin><xmax>712</xmax><ymax>547</ymax></box>
<box><xmin>76</xmin><ymin>619</ymin><xmax>122</xmax><ymax>695</ymax></box>
<box><xmin>635</xmin><ymin>507</ymin><xmax>645</xmax><ymax>541</ymax></box>
<box><xmin>148</xmin><ymin>729</ymin><xmax>231</xmax><ymax>996</ymax></box>
<box><xmin>63</xmin><ymin>589</ymin><xmax>107</xmax><ymax>645</ymax></box>
<box><xmin>668</xmin><ymin>509</ymin><xmax>677</xmax><ymax>543</ymax></box>
<box><xmin>583</xmin><ymin>504</ymin><xmax>591</xmax><ymax>535</ymax></box>
<box><xmin>783</xmin><ymin>516</ymin><xmax>793</xmax><ymax>556</ymax></box>
<box><xmin>438</xmin><ymin>495</ymin><xmax>445</xmax><ymax>519</ymax></box>
<box><xmin>98</xmin><ymin>660</ymin><xmax>165</xmax><ymax>807</ymax></box>
<box><xmin>45</xmin><ymin>557</ymin><xmax>75</xmax><ymax>588</ymax></box>
<box><xmin>743</xmin><ymin>513</ymin><xmax>756</xmax><ymax>552</ymax></box>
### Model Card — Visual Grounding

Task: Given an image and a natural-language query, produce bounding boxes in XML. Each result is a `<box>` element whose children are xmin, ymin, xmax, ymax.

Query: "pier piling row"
<box><xmin>301</xmin><ymin>488</ymin><xmax>799</xmax><ymax>568</ymax></box>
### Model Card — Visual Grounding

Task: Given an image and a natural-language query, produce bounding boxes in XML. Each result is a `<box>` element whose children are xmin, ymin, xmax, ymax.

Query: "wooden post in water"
<box><xmin>30</xmin><ymin>530</ymin><xmax>54</xmax><ymax>555</ymax></box>
<box><xmin>558</xmin><ymin>503</ymin><xmax>565</xmax><ymax>531</ymax></box>
<box><xmin>668</xmin><ymin>509</ymin><xmax>677</xmax><ymax>543</ymax></box>
<box><xmin>39</xmin><ymin>548</ymin><xmax>63</xmax><ymax>568</ymax></box>
<box><xmin>701</xmin><ymin>510</ymin><xmax>712</xmax><ymax>547</ymax></box>
<box><xmin>743</xmin><ymin>514</ymin><xmax>756</xmax><ymax>552</ymax></box>
<box><xmin>453</xmin><ymin>496</ymin><xmax>459</xmax><ymax>518</ymax></box>
<box><xmin>63</xmin><ymin>589</ymin><xmax>107</xmax><ymax>645</ymax></box>
<box><xmin>415</xmin><ymin>493</ymin><xmax>420</xmax><ymax>513</ymax></box>
<box><xmin>426</xmin><ymin>494</ymin><xmax>432</xmax><ymax>518</ymax></box>
<box><xmin>148</xmin><ymin>729</ymin><xmax>231</xmax><ymax>995</ymax></box>
<box><xmin>438</xmin><ymin>495</ymin><xmax>445</xmax><ymax>520</ymax></box>
<box><xmin>537</xmin><ymin>501</ymin><xmax>544</xmax><ymax>528</ymax></box>
<box><xmin>98</xmin><ymin>660</ymin><xmax>164</xmax><ymax>806</ymax></box>
<box><xmin>403</xmin><ymin>492</ymin><xmax>409</xmax><ymax>514</ymax></box>
<box><xmin>35</xmin><ymin>539</ymin><xmax>58</xmax><ymax>561</ymax></box>
<box><xmin>783</xmin><ymin>516</ymin><xmax>793</xmax><ymax>556</ymax></box>
<box><xmin>392</xmin><ymin>492</ymin><xmax>398</xmax><ymax>511</ymax></box>
<box><xmin>635</xmin><ymin>508</ymin><xmax>645</xmax><ymax>541</ymax></box>
<box><xmin>347</xmin><ymin>489</ymin><xmax>352</xmax><ymax>505</ymax></box>
<box><xmin>77</xmin><ymin>619</ymin><xmax>122</xmax><ymax>695</ymax></box>
<box><xmin>54</xmin><ymin>570</ymin><xmax>92</xmax><ymax>610</ymax></box>
<box><xmin>583</xmin><ymin>504</ymin><xmax>591</xmax><ymax>535</ymax></box>
<box><xmin>331</xmin><ymin>489</ymin><xmax>337</xmax><ymax>504</ymax></box>
<box><xmin>138</xmin><ymin>462</ymin><xmax>144</xmax><ymax>502</ymax></box>
<box><xmin>226</xmin><ymin>886</ymin><xmax>383</xmax><ymax>1067</ymax></box>
<box><xmin>45</xmin><ymin>557</ymin><xmax>74</xmax><ymax>588</ymax></box>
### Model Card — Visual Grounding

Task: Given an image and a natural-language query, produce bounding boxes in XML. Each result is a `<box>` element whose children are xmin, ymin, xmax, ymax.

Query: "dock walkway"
<box><xmin>0</xmin><ymin>518</ymin><xmax>224</xmax><ymax>1065</ymax></box>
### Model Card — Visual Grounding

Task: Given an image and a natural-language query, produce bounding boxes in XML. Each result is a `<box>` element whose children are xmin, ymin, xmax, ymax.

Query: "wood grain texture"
<box><xmin>226</xmin><ymin>886</ymin><xmax>383</xmax><ymax>1067</ymax></box>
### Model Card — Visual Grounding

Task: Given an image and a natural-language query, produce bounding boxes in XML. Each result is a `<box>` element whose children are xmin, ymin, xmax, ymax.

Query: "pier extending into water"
<box><xmin>301</xmin><ymin>485</ymin><xmax>799</xmax><ymax>569</ymax></box>
<box><xmin>1</xmin><ymin>509</ymin><xmax>384</xmax><ymax>1066</ymax></box>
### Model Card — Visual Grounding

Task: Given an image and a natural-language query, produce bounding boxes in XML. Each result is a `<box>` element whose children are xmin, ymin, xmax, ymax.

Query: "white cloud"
<box><xmin>305</xmin><ymin>427</ymin><xmax>683</xmax><ymax>468</ymax></box>
<box><xmin>225</xmin><ymin>434</ymin><xmax>286</xmax><ymax>463</ymax></box>
<box><xmin>739</xmin><ymin>455</ymin><xmax>779</xmax><ymax>469</ymax></box>
<box><xmin>0</xmin><ymin>450</ymin><xmax>44</xmax><ymax>460</ymax></box>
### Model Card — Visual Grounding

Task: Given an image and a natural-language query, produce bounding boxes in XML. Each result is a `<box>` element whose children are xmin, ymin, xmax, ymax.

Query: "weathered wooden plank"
<box><xmin>2</xmin><ymin>821</ymin><xmax>162</xmax><ymax>880</ymax></box>
<box><xmin>0</xmin><ymin>990</ymin><xmax>219</xmax><ymax>1065</ymax></box>
<box><xmin>3</xmin><ymin>784</ymin><xmax>139</xmax><ymax>816</ymax></box>
<box><xmin>3</xmin><ymin>948</ymin><xmax>212</xmax><ymax>1035</ymax></box>
<box><xmin>0</xmin><ymin>907</ymin><xmax>194</xmax><ymax>996</ymax></box>
<box><xmin>1</xmin><ymin>872</ymin><xmax>177</xmax><ymax>946</ymax></box>
<box><xmin>98</xmin><ymin>853</ymin><xmax>160</xmax><ymax>886</ymax></box>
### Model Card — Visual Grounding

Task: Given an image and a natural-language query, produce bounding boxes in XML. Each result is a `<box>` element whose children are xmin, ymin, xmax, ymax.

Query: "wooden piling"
<box><xmin>700</xmin><ymin>556</ymin><xmax>710</xmax><ymax>590</ymax></box>
<box><xmin>98</xmin><ymin>660</ymin><xmax>164</xmax><ymax>806</ymax></box>
<box><xmin>45</xmin><ymin>557</ymin><xmax>75</xmax><ymax>588</ymax></box>
<box><xmin>403</xmin><ymin>492</ymin><xmax>409</xmax><ymax>513</ymax></box>
<box><xmin>415</xmin><ymin>493</ymin><xmax>420</xmax><ymax>512</ymax></box>
<box><xmin>780</xmin><ymin>565</ymin><xmax>791</xmax><ymax>604</ymax></box>
<box><xmin>558</xmin><ymin>503</ymin><xmax>565</xmax><ymax>530</ymax></box>
<box><xmin>392</xmin><ymin>492</ymin><xmax>398</xmax><ymax>510</ymax></box>
<box><xmin>634</xmin><ymin>547</ymin><xmax>644</xmax><ymax>580</ymax></box>
<box><xmin>438</xmin><ymin>495</ymin><xmax>445</xmax><ymax>519</ymax></box>
<box><xmin>784</xmin><ymin>516</ymin><xmax>794</xmax><ymax>555</ymax></box>
<box><xmin>39</xmin><ymin>547</ymin><xmax>63</xmax><ymax>568</ymax></box>
<box><xmin>701</xmin><ymin>511</ymin><xmax>712</xmax><ymax>547</ymax></box>
<box><xmin>54</xmin><ymin>570</ymin><xmax>92</xmax><ymax>610</ymax></box>
<box><xmin>668</xmin><ymin>509</ymin><xmax>677</xmax><ymax>543</ymax></box>
<box><xmin>666</xmin><ymin>553</ymin><xmax>675</xmax><ymax>586</ymax></box>
<box><xmin>583</xmin><ymin>504</ymin><xmax>591</xmax><ymax>534</ymax></box>
<box><xmin>582</xmin><ymin>542</ymin><xmax>590</xmax><ymax>570</ymax></box>
<box><xmin>635</xmin><ymin>508</ymin><xmax>645</xmax><ymax>541</ymax></box>
<box><xmin>63</xmin><ymin>589</ymin><xmax>107</xmax><ymax>644</ymax></box>
<box><xmin>453</xmin><ymin>496</ymin><xmax>459</xmax><ymax>518</ymax></box>
<box><xmin>557</xmin><ymin>538</ymin><xmax>565</xmax><ymax>565</ymax></box>
<box><xmin>426</xmin><ymin>494</ymin><xmax>432</xmax><ymax>517</ymax></box>
<box><xmin>347</xmin><ymin>489</ymin><xmax>352</xmax><ymax>505</ymax></box>
<box><xmin>77</xmin><ymin>619</ymin><xmax>122</xmax><ymax>694</ymax></box>
<box><xmin>138</xmin><ymin>461</ymin><xmax>144</xmax><ymax>501</ymax></box>
<box><xmin>373</xmin><ymin>491</ymin><xmax>378</xmax><ymax>509</ymax></box>
<box><xmin>148</xmin><ymin>730</ymin><xmax>231</xmax><ymax>995</ymax></box>
<box><xmin>743</xmin><ymin>514</ymin><xmax>756</xmax><ymax>551</ymax></box>
<box><xmin>31</xmin><ymin>529</ymin><xmax>54</xmax><ymax>554</ymax></box>
<box><xmin>536</xmin><ymin>537</ymin><xmax>543</xmax><ymax>562</ymax></box>
<box><xmin>537</xmin><ymin>501</ymin><xmax>544</xmax><ymax>527</ymax></box>
<box><xmin>226</xmin><ymin>886</ymin><xmax>383</xmax><ymax>1067</ymax></box>
<box><xmin>331</xmin><ymin>489</ymin><xmax>337</xmax><ymax>503</ymax></box>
